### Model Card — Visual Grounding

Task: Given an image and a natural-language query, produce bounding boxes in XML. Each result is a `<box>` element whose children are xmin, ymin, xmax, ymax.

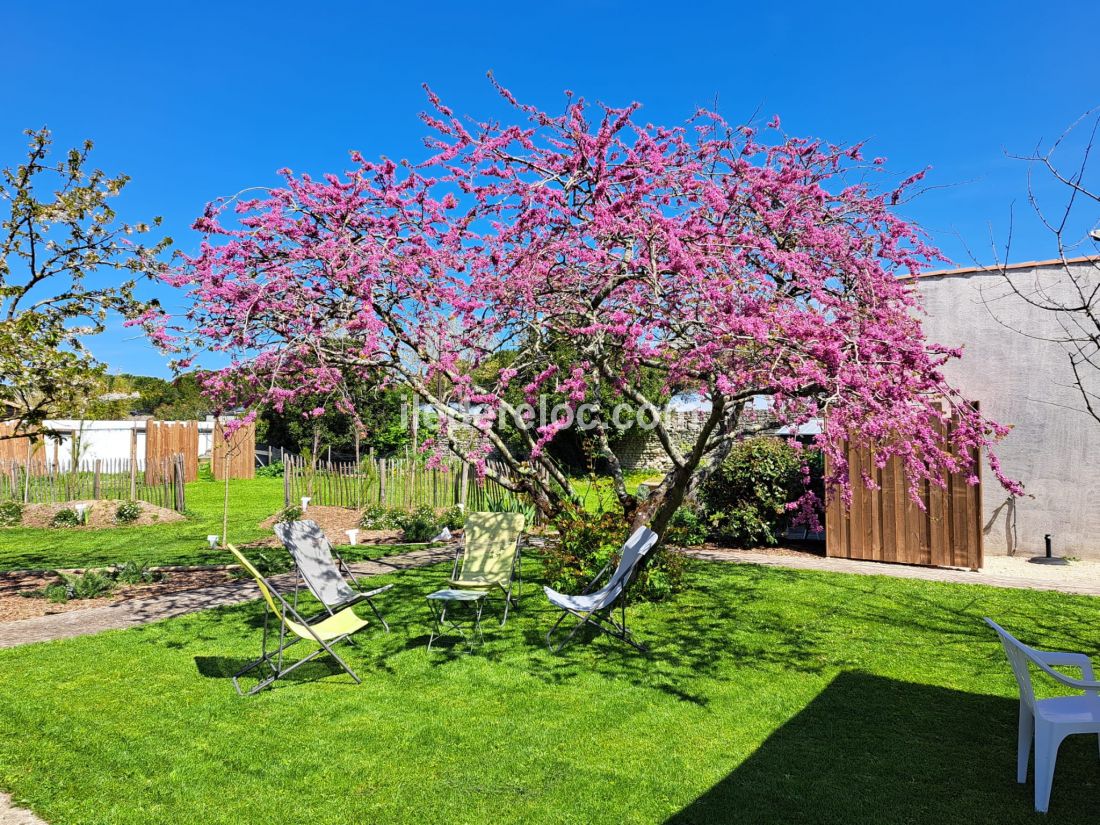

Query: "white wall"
<box><xmin>915</xmin><ymin>260</ymin><xmax>1100</xmax><ymax>558</ymax></box>
<box><xmin>36</xmin><ymin>418</ymin><xmax>223</xmax><ymax>468</ymax></box>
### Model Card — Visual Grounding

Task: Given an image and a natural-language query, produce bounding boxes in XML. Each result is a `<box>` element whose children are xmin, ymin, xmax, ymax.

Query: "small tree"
<box><xmin>0</xmin><ymin>128</ymin><xmax>170</xmax><ymax>438</ymax></box>
<box><xmin>983</xmin><ymin>109</ymin><xmax>1100</xmax><ymax>423</ymax></box>
<box><xmin>162</xmin><ymin>81</ymin><xmax>1021</xmax><ymax>544</ymax></box>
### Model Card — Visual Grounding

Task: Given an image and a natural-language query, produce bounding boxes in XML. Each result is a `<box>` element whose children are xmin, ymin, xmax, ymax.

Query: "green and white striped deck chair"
<box><xmin>449</xmin><ymin>512</ymin><xmax>525</xmax><ymax>625</ymax></box>
<box><xmin>227</xmin><ymin>544</ymin><xmax>370</xmax><ymax>696</ymax></box>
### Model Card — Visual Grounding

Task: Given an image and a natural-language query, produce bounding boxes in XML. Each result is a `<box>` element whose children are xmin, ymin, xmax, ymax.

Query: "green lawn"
<box><xmin>1</xmin><ymin>558</ymin><xmax>1097</xmax><ymax>823</ymax></box>
<box><xmin>0</xmin><ymin>470</ymin><xmax>660</xmax><ymax>572</ymax></box>
<box><xmin>0</xmin><ymin>478</ymin><xmax>287</xmax><ymax>570</ymax></box>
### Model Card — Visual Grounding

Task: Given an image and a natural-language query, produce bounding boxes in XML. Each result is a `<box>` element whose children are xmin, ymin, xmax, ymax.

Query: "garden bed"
<box><xmin>0</xmin><ymin>566</ymin><xmax>234</xmax><ymax>622</ymax></box>
<box><xmin>7</xmin><ymin>499</ymin><xmax>185</xmax><ymax>529</ymax></box>
<box><xmin>256</xmin><ymin>505</ymin><xmax>447</xmax><ymax>547</ymax></box>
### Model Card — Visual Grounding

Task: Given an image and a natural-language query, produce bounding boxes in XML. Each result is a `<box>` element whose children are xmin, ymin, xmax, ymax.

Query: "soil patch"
<box><xmin>256</xmin><ymin>505</ymin><xmax>407</xmax><ymax>547</ymax></box>
<box><xmin>13</xmin><ymin>499</ymin><xmax>185</xmax><ymax>529</ymax></box>
<box><xmin>0</xmin><ymin>566</ymin><xmax>234</xmax><ymax>622</ymax></box>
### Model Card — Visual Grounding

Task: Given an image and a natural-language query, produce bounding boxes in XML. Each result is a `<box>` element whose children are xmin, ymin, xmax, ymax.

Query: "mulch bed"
<box><xmin>689</xmin><ymin>540</ymin><xmax>827</xmax><ymax>559</ymax></box>
<box><xmin>13</xmin><ymin>499</ymin><xmax>185</xmax><ymax>529</ymax></box>
<box><xmin>0</xmin><ymin>567</ymin><xmax>235</xmax><ymax>623</ymax></box>
<box><xmin>255</xmin><ymin>505</ymin><xmax>408</xmax><ymax>548</ymax></box>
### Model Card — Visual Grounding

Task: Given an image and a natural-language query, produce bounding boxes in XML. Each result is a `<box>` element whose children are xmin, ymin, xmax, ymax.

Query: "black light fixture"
<box><xmin>1029</xmin><ymin>533</ymin><xmax>1069</xmax><ymax>565</ymax></box>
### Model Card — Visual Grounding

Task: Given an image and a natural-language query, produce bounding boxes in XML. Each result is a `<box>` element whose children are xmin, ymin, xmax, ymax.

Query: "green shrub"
<box><xmin>114</xmin><ymin>501</ymin><xmax>142</xmax><ymax>524</ymax></box>
<box><xmin>43</xmin><ymin>569</ymin><xmax>116</xmax><ymax>603</ymax></box>
<box><xmin>359</xmin><ymin>504</ymin><xmax>401</xmax><ymax>530</ymax></box>
<box><xmin>0</xmin><ymin>500</ymin><xmax>24</xmax><ymax>527</ymax></box>
<box><xmin>277</xmin><ymin>505</ymin><xmax>303</xmax><ymax>523</ymax></box>
<box><xmin>396</xmin><ymin>505</ymin><xmax>440</xmax><ymax>543</ymax></box>
<box><xmin>51</xmin><ymin>508</ymin><xmax>82</xmax><ymax>528</ymax></box>
<box><xmin>544</xmin><ymin>510</ymin><xmax>684</xmax><ymax>602</ymax></box>
<box><xmin>115</xmin><ymin>561</ymin><xmax>161</xmax><ymax>585</ymax></box>
<box><xmin>440</xmin><ymin>505</ymin><xmax>466</xmax><ymax>531</ymax></box>
<box><xmin>256</xmin><ymin>461</ymin><xmax>284</xmax><ymax>478</ymax></box>
<box><xmin>665</xmin><ymin>507</ymin><xmax>707</xmax><ymax>547</ymax></box>
<box><xmin>699</xmin><ymin>437</ymin><xmax>803</xmax><ymax>547</ymax></box>
<box><xmin>487</xmin><ymin>494</ymin><xmax>536</xmax><ymax>523</ymax></box>
<box><xmin>230</xmin><ymin>547</ymin><xmax>291</xmax><ymax>578</ymax></box>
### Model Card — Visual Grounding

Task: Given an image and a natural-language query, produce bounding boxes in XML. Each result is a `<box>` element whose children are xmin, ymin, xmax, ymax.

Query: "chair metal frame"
<box><xmin>228</xmin><ymin>545</ymin><xmax>366</xmax><ymax>696</ymax></box>
<box><xmin>544</xmin><ymin>527</ymin><xmax>659</xmax><ymax>653</ymax></box>
<box><xmin>449</xmin><ymin>530</ymin><xmax>523</xmax><ymax>626</ymax></box>
<box><xmin>276</xmin><ymin>520</ymin><xmax>393</xmax><ymax>631</ymax></box>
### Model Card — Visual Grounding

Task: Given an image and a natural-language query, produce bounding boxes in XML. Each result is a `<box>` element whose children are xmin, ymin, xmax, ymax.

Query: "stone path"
<box><xmin>0</xmin><ymin>546</ymin><xmax>453</xmax><ymax>650</ymax></box>
<box><xmin>684</xmin><ymin>547</ymin><xmax>1100</xmax><ymax>597</ymax></box>
<box><xmin>0</xmin><ymin>794</ymin><xmax>46</xmax><ymax>825</ymax></box>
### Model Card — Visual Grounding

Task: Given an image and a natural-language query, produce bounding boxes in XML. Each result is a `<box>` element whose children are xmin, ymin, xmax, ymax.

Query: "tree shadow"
<box><xmin>666</xmin><ymin>671</ymin><xmax>1100</xmax><ymax>824</ymax></box>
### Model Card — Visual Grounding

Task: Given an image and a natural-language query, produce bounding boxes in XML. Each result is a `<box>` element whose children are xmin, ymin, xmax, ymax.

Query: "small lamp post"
<box><xmin>207</xmin><ymin>535</ymin><xmax>219</xmax><ymax>550</ymax></box>
<box><xmin>74</xmin><ymin>503</ymin><xmax>88</xmax><ymax>525</ymax></box>
<box><xmin>301</xmin><ymin>496</ymin><xmax>311</xmax><ymax>513</ymax></box>
<box><xmin>345</xmin><ymin>529</ymin><xmax>359</xmax><ymax>546</ymax></box>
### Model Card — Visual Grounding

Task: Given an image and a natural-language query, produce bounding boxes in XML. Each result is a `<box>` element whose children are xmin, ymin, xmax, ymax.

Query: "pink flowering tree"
<box><xmin>160</xmin><ymin>80</ymin><xmax>1020</xmax><ymax>540</ymax></box>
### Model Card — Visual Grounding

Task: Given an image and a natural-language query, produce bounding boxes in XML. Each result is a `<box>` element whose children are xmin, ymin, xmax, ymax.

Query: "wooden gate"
<box><xmin>145</xmin><ymin>421</ymin><xmax>199</xmax><ymax>483</ymax></box>
<box><xmin>211</xmin><ymin>420</ymin><xmax>255</xmax><ymax>480</ymax></box>
<box><xmin>824</xmin><ymin>424</ymin><xmax>983</xmax><ymax>570</ymax></box>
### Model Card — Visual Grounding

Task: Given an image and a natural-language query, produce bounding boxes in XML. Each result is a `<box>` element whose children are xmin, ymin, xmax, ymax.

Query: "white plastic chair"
<box><xmin>984</xmin><ymin>618</ymin><xmax>1100</xmax><ymax>812</ymax></box>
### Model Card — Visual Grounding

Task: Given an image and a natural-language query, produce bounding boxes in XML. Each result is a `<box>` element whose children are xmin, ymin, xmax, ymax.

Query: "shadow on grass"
<box><xmin>193</xmin><ymin>653</ymin><xmax>358</xmax><ymax>692</ymax></box>
<box><xmin>667</xmin><ymin>671</ymin><xmax>1099</xmax><ymax>824</ymax></box>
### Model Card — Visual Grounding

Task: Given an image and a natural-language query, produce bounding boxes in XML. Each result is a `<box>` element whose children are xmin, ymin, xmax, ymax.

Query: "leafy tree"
<box><xmin>163</xmin><ymin>81</ymin><xmax>1022</xmax><ymax>550</ymax></box>
<box><xmin>257</xmin><ymin>374</ymin><xmax>411</xmax><ymax>458</ymax></box>
<box><xmin>0</xmin><ymin>128</ymin><xmax>169</xmax><ymax>437</ymax></box>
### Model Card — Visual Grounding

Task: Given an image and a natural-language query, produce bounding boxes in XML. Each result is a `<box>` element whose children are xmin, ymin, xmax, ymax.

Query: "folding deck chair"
<box><xmin>226</xmin><ymin>544</ymin><xmax>372</xmax><ymax>696</ymax></box>
<box><xmin>275</xmin><ymin>520</ymin><xmax>392</xmax><ymax>631</ymax></box>
<box><xmin>543</xmin><ymin>526</ymin><xmax>659</xmax><ymax>653</ymax></box>
<box><xmin>448</xmin><ymin>512</ymin><xmax>526</xmax><ymax>625</ymax></box>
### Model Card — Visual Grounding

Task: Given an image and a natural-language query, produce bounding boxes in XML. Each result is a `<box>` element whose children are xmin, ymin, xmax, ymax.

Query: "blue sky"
<box><xmin>3</xmin><ymin>0</ymin><xmax>1098</xmax><ymax>377</ymax></box>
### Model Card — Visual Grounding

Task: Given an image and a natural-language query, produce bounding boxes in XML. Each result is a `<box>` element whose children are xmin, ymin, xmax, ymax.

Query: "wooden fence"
<box><xmin>145</xmin><ymin>421</ymin><xmax>198</xmax><ymax>483</ymax></box>
<box><xmin>282</xmin><ymin>453</ymin><xmax>514</xmax><ymax>512</ymax></box>
<box><xmin>0</xmin><ymin>454</ymin><xmax>187</xmax><ymax>512</ymax></box>
<box><xmin>824</xmin><ymin>423</ymin><xmax>982</xmax><ymax>570</ymax></box>
<box><xmin>212</xmin><ymin>420</ymin><xmax>256</xmax><ymax>480</ymax></box>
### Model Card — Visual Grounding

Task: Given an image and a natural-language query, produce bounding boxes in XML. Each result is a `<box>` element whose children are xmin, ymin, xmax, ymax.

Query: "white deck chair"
<box><xmin>275</xmin><ymin>520</ymin><xmax>392</xmax><ymax>631</ymax></box>
<box><xmin>544</xmin><ymin>526</ymin><xmax>659</xmax><ymax>653</ymax></box>
<box><xmin>984</xmin><ymin>618</ymin><xmax>1100</xmax><ymax>812</ymax></box>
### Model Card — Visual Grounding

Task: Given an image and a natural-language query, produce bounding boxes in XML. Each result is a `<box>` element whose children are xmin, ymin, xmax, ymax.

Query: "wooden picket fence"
<box><xmin>0</xmin><ymin>454</ymin><xmax>188</xmax><ymax>512</ymax></box>
<box><xmin>282</xmin><ymin>453</ymin><xmax>515</xmax><ymax>512</ymax></box>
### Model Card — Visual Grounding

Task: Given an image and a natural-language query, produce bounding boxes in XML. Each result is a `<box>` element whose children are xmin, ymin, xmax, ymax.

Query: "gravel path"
<box><xmin>0</xmin><ymin>545</ymin><xmax>453</xmax><ymax>650</ymax></box>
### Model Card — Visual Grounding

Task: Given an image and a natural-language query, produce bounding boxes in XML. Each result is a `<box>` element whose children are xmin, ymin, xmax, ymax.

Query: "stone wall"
<box><xmin>613</xmin><ymin>411</ymin><xmax>711</xmax><ymax>472</ymax></box>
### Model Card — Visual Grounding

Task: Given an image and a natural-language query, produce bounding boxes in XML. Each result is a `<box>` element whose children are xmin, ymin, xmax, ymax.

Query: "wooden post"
<box><xmin>459</xmin><ymin>460</ymin><xmax>470</xmax><ymax>510</ymax></box>
<box><xmin>130</xmin><ymin>426</ymin><xmax>138</xmax><ymax>500</ymax></box>
<box><xmin>23</xmin><ymin>440</ymin><xmax>31</xmax><ymax>504</ymax></box>
<box><xmin>283</xmin><ymin>452</ymin><xmax>291</xmax><ymax>507</ymax></box>
<box><xmin>174</xmin><ymin>454</ymin><xmax>186</xmax><ymax>512</ymax></box>
<box><xmin>379</xmin><ymin>457</ymin><xmax>387</xmax><ymax>505</ymax></box>
<box><xmin>93</xmin><ymin>459</ymin><xmax>102</xmax><ymax>499</ymax></box>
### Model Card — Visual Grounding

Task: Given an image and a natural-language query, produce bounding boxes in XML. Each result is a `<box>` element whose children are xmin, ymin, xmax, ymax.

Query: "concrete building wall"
<box><xmin>914</xmin><ymin>259</ymin><xmax>1100</xmax><ymax>558</ymax></box>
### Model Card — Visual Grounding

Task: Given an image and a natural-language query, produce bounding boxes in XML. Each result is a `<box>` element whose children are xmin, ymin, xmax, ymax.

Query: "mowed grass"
<box><xmin>0</xmin><ymin>477</ymin><xmax>286</xmax><ymax>570</ymax></box>
<box><xmin>1</xmin><ymin>558</ymin><xmax>1098</xmax><ymax>824</ymax></box>
<box><xmin>0</xmin><ymin>469</ymin><xmax>659</xmax><ymax>571</ymax></box>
